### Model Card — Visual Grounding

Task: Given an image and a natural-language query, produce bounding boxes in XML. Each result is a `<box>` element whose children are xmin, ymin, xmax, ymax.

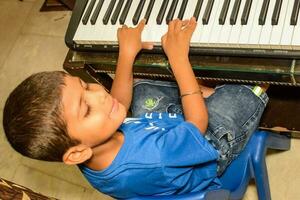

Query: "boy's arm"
<box><xmin>161</xmin><ymin>18</ymin><xmax>208</xmax><ymax>134</ymax></box>
<box><xmin>110</xmin><ymin>20</ymin><xmax>153</xmax><ymax>111</ymax></box>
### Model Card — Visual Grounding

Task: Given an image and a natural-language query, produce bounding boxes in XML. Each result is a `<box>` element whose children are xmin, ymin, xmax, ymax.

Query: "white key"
<box><xmin>138</xmin><ymin>0</ymin><xmax>149</xmax><ymax>24</ymax></box>
<box><xmin>247</xmin><ymin>0</ymin><xmax>265</xmax><ymax>48</ymax></box>
<box><xmin>259</xmin><ymin>0</ymin><xmax>276</xmax><ymax>48</ymax></box>
<box><xmin>89</xmin><ymin>0</ymin><xmax>107</xmax><ymax>44</ymax></box>
<box><xmin>94</xmin><ymin>0</ymin><xmax>119</xmax><ymax>44</ymax></box>
<box><xmin>124</xmin><ymin>0</ymin><xmax>139</xmax><ymax>27</ymax></box>
<box><xmin>152</xmin><ymin>1</ymin><xmax>172</xmax><ymax>43</ymax></box>
<box><xmin>101</xmin><ymin>1</ymin><xmax>126</xmax><ymax>44</ymax></box>
<box><xmin>74</xmin><ymin>0</ymin><xmax>95</xmax><ymax>44</ymax></box>
<box><xmin>269</xmin><ymin>0</ymin><xmax>289</xmax><ymax>49</ymax></box>
<box><xmin>135</xmin><ymin>0</ymin><xmax>150</xmax><ymax>42</ymax></box>
<box><xmin>238</xmin><ymin>0</ymin><xmax>259</xmax><ymax>48</ymax></box>
<box><xmin>182</xmin><ymin>0</ymin><xmax>196</xmax><ymax>20</ymax></box>
<box><xmin>292</xmin><ymin>4</ymin><xmax>300</xmax><ymax>50</ymax></box>
<box><xmin>191</xmin><ymin>0</ymin><xmax>209</xmax><ymax>45</ymax></box>
<box><xmin>208</xmin><ymin>0</ymin><xmax>226</xmax><ymax>46</ymax></box>
<box><xmin>141</xmin><ymin>0</ymin><xmax>156</xmax><ymax>42</ymax></box>
<box><xmin>218</xmin><ymin>0</ymin><xmax>236</xmax><ymax>47</ymax></box>
<box><xmin>173</xmin><ymin>0</ymin><xmax>183</xmax><ymax>20</ymax></box>
<box><xmin>280</xmin><ymin>0</ymin><xmax>295</xmax><ymax>49</ymax></box>
<box><xmin>228</xmin><ymin>0</ymin><xmax>247</xmax><ymax>47</ymax></box>
<box><xmin>182</xmin><ymin>0</ymin><xmax>198</xmax><ymax>20</ymax></box>
<box><xmin>142</xmin><ymin>1</ymin><xmax>165</xmax><ymax>43</ymax></box>
<box><xmin>139</xmin><ymin>0</ymin><xmax>149</xmax><ymax>24</ymax></box>
<box><xmin>200</xmin><ymin>0</ymin><xmax>221</xmax><ymax>46</ymax></box>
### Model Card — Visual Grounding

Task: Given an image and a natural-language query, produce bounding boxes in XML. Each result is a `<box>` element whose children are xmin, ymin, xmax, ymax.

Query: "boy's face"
<box><xmin>61</xmin><ymin>75</ymin><xmax>126</xmax><ymax>147</ymax></box>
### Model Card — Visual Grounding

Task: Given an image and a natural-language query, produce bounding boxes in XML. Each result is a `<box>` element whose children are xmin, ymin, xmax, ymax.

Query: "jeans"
<box><xmin>131</xmin><ymin>79</ymin><xmax>269</xmax><ymax>175</ymax></box>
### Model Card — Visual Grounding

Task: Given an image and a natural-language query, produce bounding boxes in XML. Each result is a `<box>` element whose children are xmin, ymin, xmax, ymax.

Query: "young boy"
<box><xmin>3</xmin><ymin>18</ymin><xmax>268</xmax><ymax>199</ymax></box>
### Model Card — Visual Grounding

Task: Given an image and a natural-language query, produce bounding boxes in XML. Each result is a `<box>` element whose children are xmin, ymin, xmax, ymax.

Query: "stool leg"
<box><xmin>253</xmin><ymin>158</ymin><xmax>271</xmax><ymax>200</ymax></box>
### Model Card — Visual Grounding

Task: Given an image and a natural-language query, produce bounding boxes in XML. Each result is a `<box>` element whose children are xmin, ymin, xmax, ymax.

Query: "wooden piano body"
<box><xmin>63</xmin><ymin>50</ymin><xmax>300</xmax><ymax>136</ymax></box>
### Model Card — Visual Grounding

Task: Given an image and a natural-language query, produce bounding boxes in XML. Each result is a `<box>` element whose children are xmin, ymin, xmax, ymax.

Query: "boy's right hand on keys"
<box><xmin>161</xmin><ymin>18</ymin><xmax>197</xmax><ymax>61</ymax></box>
<box><xmin>117</xmin><ymin>20</ymin><xmax>153</xmax><ymax>60</ymax></box>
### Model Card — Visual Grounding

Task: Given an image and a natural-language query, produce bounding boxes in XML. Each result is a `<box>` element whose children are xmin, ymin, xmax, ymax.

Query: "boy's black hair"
<box><xmin>2</xmin><ymin>71</ymin><xmax>80</xmax><ymax>161</ymax></box>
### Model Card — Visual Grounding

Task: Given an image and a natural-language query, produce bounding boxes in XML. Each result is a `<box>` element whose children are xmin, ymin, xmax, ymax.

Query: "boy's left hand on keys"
<box><xmin>117</xmin><ymin>19</ymin><xmax>153</xmax><ymax>59</ymax></box>
<box><xmin>161</xmin><ymin>17</ymin><xmax>197</xmax><ymax>61</ymax></box>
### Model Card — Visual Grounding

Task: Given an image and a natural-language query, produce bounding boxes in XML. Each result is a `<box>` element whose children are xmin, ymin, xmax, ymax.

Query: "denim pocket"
<box><xmin>206</xmin><ymin>125</ymin><xmax>233</xmax><ymax>155</ymax></box>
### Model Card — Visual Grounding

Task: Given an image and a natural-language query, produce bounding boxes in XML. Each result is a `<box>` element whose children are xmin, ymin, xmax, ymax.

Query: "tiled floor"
<box><xmin>0</xmin><ymin>1</ymin><xmax>299</xmax><ymax>199</ymax></box>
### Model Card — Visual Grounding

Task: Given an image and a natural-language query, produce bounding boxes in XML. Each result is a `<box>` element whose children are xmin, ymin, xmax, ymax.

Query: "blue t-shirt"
<box><xmin>79</xmin><ymin>113</ymin><xmax>221</xmax><ymax>199</ymax></box>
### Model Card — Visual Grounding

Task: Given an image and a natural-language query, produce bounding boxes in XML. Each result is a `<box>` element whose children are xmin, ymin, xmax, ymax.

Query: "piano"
<box><xmin>63</xmin><ymin>0</ymin><xmax>300</xmax><ymax>134</ymax></box>
<box><xmin>66</xmin><ymin>0</ymin><xmax>300</xmax><ymax>58</ymax></box>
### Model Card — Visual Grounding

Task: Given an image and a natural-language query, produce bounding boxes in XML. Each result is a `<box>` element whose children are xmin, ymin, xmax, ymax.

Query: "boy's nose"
<box><xmin>85</xmin><ymin>90</ymin><xmax>107</xmax><ymax>105</ymax></box>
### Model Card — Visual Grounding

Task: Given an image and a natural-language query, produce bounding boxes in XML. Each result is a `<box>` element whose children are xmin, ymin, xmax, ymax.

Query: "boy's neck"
<box><xmin>84</xmin><ymin>131</ymin><xmax>124</xmax><ymax>171</ymax></box>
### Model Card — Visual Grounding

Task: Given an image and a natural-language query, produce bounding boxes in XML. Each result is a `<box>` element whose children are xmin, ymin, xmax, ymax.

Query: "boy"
<box><xmin>3</xmin><ymin>18</ymin><xmax>268</xmax><ymax>199</ymax></box>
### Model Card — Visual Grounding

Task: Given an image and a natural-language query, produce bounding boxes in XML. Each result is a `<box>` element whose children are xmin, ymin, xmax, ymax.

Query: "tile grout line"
<box><xmin>0</xmin><ymin>0</ymin><xmax>35</xmax><ymax>71</ymax></box>
<box><xmin>20</xmin><ymin>162</ymin><xmax>91</xmax><ymax>190</ymax></box>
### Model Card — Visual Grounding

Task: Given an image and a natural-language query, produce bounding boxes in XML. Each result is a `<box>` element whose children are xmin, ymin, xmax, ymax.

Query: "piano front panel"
<box><xmin>72</xmin><ymin>0</ymin><xmax>300</xmax><ymax>51</ymax></box>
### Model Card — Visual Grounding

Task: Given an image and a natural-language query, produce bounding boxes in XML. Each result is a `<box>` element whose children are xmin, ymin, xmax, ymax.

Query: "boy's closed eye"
<box><xmin>78</xmin><ymin>79</ymin><xmax>91</xmax><ymax>118</ymax></box>
<box><xmin>85</xmin><ymin>105</ymin><xmax>91</xmax><ymax>117</ymax></box>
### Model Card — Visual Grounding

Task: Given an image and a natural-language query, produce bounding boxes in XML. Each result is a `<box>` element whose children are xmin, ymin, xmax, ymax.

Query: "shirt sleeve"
<box><xmin>158</xmin><ymin>121</ymin><xmax>219</xmax><ymax>167</ymax></box>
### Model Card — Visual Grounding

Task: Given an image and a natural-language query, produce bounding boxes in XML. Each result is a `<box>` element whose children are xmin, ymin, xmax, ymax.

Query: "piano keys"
<box><xmin>65</xmin><ymin>0</ymin><xmax>300</xmax><ymax>58</ymax></box>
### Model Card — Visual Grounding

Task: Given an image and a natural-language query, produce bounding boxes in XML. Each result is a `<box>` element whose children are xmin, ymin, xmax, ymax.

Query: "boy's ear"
<box><xmin>63</xmin><ymin>144</ymin><xmax>93</xmax><ymax>165</ymax></box>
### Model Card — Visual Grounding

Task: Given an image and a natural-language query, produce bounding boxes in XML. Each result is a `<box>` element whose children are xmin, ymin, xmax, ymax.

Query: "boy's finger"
<box><xmin>137</xmin><ymin>19</ymin><xmax>146</xmax><ymax>31</ymax></box>
<box><xmin>182</xmin><ymin>20</ymin><xmax>189</xmax><ymax>27</ymax></box>
<box><xmin>168</xmin><ymin>20</ymin><xmax>175</xmax><ymax>33</ymax></box>
<box><xmin>175</xmin><ymin>20</ymin><xmax>183</xmax><ymax>32</ymax></box>
<box><xmin>142</xmin><ymin>42</ymin><xmax>154</xmax><ymax>50</ymax></box>
<box><xmin>185</xmin><ymin>17</ymin><xmax>197</xmax><ymax>34</ymax></box>
<box><xmin>161</xmin><ymin>33</ymin><xmax>167</xmax><ymax>44</ymax></box>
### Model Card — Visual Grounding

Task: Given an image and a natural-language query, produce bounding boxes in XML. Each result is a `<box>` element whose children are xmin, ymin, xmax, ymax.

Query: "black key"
<box><xmin>271</xmin><ymin>0</ymin><xmax>282</xmax><ymax>25</ymax></box>
<box><xmin>290</xmin><ymin>0</ymin><xmax>300</xmax><ymax>25</ymax></box>
<box><xmin>157</xmin><ymin>0</ymin><xmax>169</xmax><ymax>24</ymax></box>
<box><xmin>193</xmin><ymin>0</ymin><xmax>204</xmax><ymax>21</ymax></box>
<box><xmin>219</xmin><ymin>0</ymin><xmax>231</xmax><ymax>25</ymax></box>
<box><xmin>166</xmin><ymin>0</ymin><xmax>179</xmax><ymax>24</ymax></box>
<box><xmin>230</xmin><ymin>0</ymin><xmax>241</xmax><ymax>25</ymax></box>
<box><xmin>111</xmin><ymin>0</ymin><xmax>125</xmax><ymax>25</ymax></box>
<box><xmin>133</xmin><ymin>0</ymin><xmax>146</xmax><ymax>25</ymax></box>
<box><xmin>177</xmin><ymin>0</ymin><xmax>188</xmax><ymax>20</ymax></box>
<box><xmin>82</xmin><ymin>0</ymin><xmax>96</xmax><ymax>25</ymax></box>
<box><xmin>202</xmin><ymin>0</ymin><xmax>214</xmax><ymax>25</ymax></box>
<box><xmin>119</xmin><ymin>0</ymin><xmax>133</xmax><ymax>24</ymax></box>
<box><xmin>103</xmin><ymin>0</ymin><xmax>117</xmax><ymax>25</ymax></box>
<box><xmin>259</xmin><ymin>0</ymin><xmax>270</xmax><ymax>25</ymax></box>
<box><xmin>241</xmin><ymin>0</ymin><xmax>252</xmax><ymax>25</ymax></box>
<box><xmin>90</xmin><ymin>0</ymin><xmax>105</xmax><ymax>25</ymax></box>
<box><xmin>144</xmin><ymin>0</ymin><xmax>156</xmax><ymax>24</ymax></box>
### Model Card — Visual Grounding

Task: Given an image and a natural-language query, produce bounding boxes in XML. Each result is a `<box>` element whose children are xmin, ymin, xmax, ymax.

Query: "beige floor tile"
<box><xmin>0</xmin><ymin>33</ymin><xmax>68</xmax><ymax>108</ymax></box>
<box><xmin>266</xmin><ymin>138</ymin><xmax>300</xmax><ymax>200</ymax></box>
<box><xmin>21</xmin><ymin>158</ymin><xmax>92</xmax><ymax>188</ymax></box>
<box><xmin>243</xmin><ymin>182</ymin><xmax>258</xmax><ymax>200</ymax></box>
<box><xmin>0</xmin><ymin>0</ymin><xmax>33</xmax><ymax>67</ymax></box>
<box><xmin>12</xmin><ymin>164</ymin><xmax>87</xmax><ymax>200</ymax></box>
<box><xmin>21</xmin><ymin>0</ymin><xmax>71</xmax><ymax>37</ymax></box>
<box><xmin>0</xmin><ymin>132</ymin><xmax>22</xmax><ymax>181</ymax></box>
<box><xmin>242</xmin><ymin>137</ymin><xmax>300</xmax><ymax>200</ymax></box>
<box><xmin>81</xmin><ymin>189</ymin><xmax>114</xmax><ymax>200</ymax></box>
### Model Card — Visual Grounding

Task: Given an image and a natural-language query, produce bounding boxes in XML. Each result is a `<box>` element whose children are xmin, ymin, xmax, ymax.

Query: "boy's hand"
<box><xmin>161</xmin><ymin>18</ymin><xmax>197</xmax><ymax>60</ymax></box>
<box><xmin>117</xmin><ymin>19</ymin><xmax>153</xmax><ymax>59</ymax></box>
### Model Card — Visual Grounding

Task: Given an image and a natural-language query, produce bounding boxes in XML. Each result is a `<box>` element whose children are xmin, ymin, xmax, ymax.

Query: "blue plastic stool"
<box><xmin>127</xmin><ymin>131</ymin><xmax>290</xmax><ymax>200</ymax></box>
